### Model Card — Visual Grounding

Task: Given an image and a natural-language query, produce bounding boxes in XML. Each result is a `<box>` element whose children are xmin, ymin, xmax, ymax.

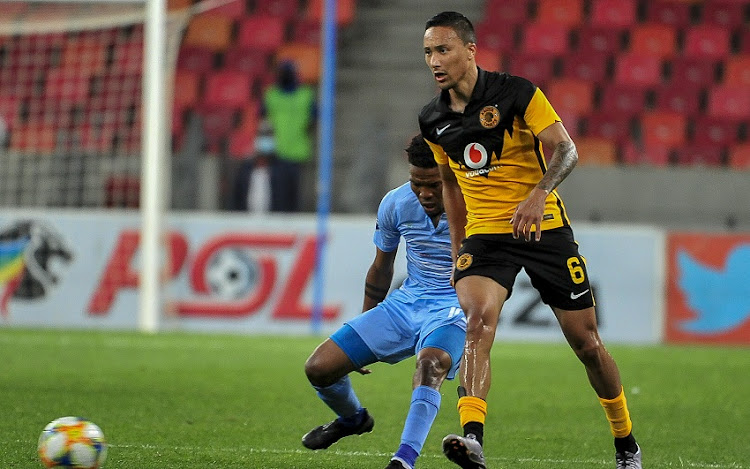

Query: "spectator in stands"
<box><xmin>261</xmin><ymin>60</ymin><xmax>316</xmax><ymax>212</ymax></box>
<box><xmin>230</xmin><ymin>120</ymin><xmax>278</xmax><ymax>213</ymax></box>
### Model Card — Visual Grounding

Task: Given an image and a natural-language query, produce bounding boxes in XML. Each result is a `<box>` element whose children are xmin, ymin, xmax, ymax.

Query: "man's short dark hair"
<box><xmin>425</xmin><ymin>11</ymin><xmax>476</xmax><ymax>44</ymax></box>
<box><xmin>406</xmin><ymin>134</ymin><xmax>437</xmax><ymax>168</ymax></box>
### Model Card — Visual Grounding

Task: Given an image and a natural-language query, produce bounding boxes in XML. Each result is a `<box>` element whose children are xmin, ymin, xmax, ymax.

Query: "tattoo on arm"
<box><xmin>364</xmin><ymin>282</ymin><xmax>388</xmax><ymax>302</ymax></box>
<box><xmin>537</xmin><ymin>140</ymin><xmax>578</xmax><ymax>193</ymax></box>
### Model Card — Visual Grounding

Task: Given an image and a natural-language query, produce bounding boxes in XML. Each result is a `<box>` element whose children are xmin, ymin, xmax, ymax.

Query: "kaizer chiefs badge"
<box><xmin>479</xmin><ymin>105</ymin><xmax>500</xmax><ymax>129</ymax></box>
<box><xmin>456</xmin><ymin>253</ymin><xmax>473</xmax><ymax>271</ymax></box>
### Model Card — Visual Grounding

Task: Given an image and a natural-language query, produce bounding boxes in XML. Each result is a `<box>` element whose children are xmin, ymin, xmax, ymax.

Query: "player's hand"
<box><xmin>510</xmin><ymin>187</ymin><xmax>548</xmax><ymax>242</ymax></box>
<box><xmin>356</xmin><ymin>367</ymin><xmax>372</xmax><ymax>375</ymax></box>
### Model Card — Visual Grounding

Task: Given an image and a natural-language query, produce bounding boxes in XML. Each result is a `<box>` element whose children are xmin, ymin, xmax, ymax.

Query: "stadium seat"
<box><xmin>291</xmin><ymin>18</ymin><xmax>322</xmax><ymax>45</ymax></box>
<box><xmin>505</xmin><ymin>53</ymin><xmax>555</xmax><ymax>85</ymax></box>
<box><xmin>561</xmin><ymin>53</ymin><xmax>610</xmax><ymax>83</ymax></box>
<box><xmin>199</xmin><ymin>106</ymin><xmax>237</xmax><ymax>152</ymax></box>
<box><xmin>728</xmin><ymin>143</ymin><xmax>750</xmax><ymax>170</ymax></box>
<box><xmin>176</xmin><ymin>47</ymin><xmax>216</xmax><ymax>73</ymax></box>
<box><xmin>673</xmin><ymin>145</ymin><xmax>724</xmax><ymax>167</ymax></box>
<box><xmin>557</xmin><ymin>111</ymin><xmax>581</xmax><ymax>138</ymax></box>
<box><xmin>683</xmin><ymin>26</ymin><xmax>731</xmax><ymax>59</ymax></box>
<box><xmin>521</xmin><ymin>23</ymin><xmax>570</xmax><ymax>56</ymax></box>
<box><xmin>545</xmin><ymin>79</ymin><xmax>594</xmax><ymax>115</ymax></box>
<box><xmin>646</xmin><ymin>1</ymin><xmax>693</xmax><ymax>27</ymax></box>
<box><xmin>201</xmin><ymin>70</ymin><xmax>252</xmax><ymax>109</ymax></box>
<box><xmin>306</xmin><ymin>0</ymin><xmax>355</xmax><ymax>27</ymax></box>
<box><xmin>44</xmin><ymin>68</ymin><xmax>91</xmax><ymax>103</ymax></box>
<box><xmin>483</xmin><ymin>0</ymin><xmax>532</xmax><ymax>25</ymax></box>
<box><xmin>110</xmin><ymin>38</ymin><xmax>144</xmax><ymax>74</ymax></box>
<box><xmin>236</xmin><ymin>15</ymin><xmax>287</xmax><ymax>52</ymax></box>
<box><xmin>701</xmin><ymin>1</ymin><xmax>747</xmax><ymax>29</ymax></box>
<box><xmin>183</xmin><ymin>14</ymin><xmax>233</xmax><ymax>52</ymax></box>
<box><xmin>9</xmin><ymin>122</ymin><xmax>57</xmax><ymax>154</ymax></box>
<box><xmin>621</xmin><ymin>141</ymin><xmax>671</xmax><ymax>166</ymax></box>
<box><xmin>628</xmin><ymin>23</ymin><xmax>677</xmax><ymax>59</ymax></box>
<box><xmin>475</xmin><ymin>21</ymin><xmax>516</xmax><ymax>53</ymax></box>
<box><xmin>641</xmin><ymin>111</ymin><xmax>687</xmax><ymax>147</ymax></box>
<box><xmin>228</xmin><ymin>103</ymin><xmax>261</xmax><ymax>159</ymax></box>
<box><xmin>573</xmin><ymin>137</ymin><xmax>617</xmax><ymax>166</ymax></box>
<box><xmin>614</xmin><ymin>54</ymin><xmax>663</xmax><ymax>88</ymax></box>
<box><xmin>653</xmin><ymin>85</ymin><xmax>703</xmax><ymax>115</ymax></box>
<box><xmin>574</xmin><ymin>27</ymin><xmax>623</xmax><ymax>55</ymax></box>
<box><xmin>275</xmin><ymin>42</ymin><xmax>321</xmax><ymax>84</ymax></box>
<box><xmin>536</xmin><ymin>0</ymin><xmax>583</xmax><ymax>26</ymax></box>
<box><xmin>475</xmin><ymin>49</ymin><xmax>502</xmax><ymax>72</ymax></box>
<box><xmin>223</xmin><ymin>48</ymin><xmax>271</xmax><ymax>79</ymax></box>
<box><xmin>77</xmin><ymin>123</ymin><xmax>116</xmax><ymax>154</ymax></box>
<box><xmin>599</xmin><ymin>85</ymin><xmax>648</xmax><ymax>117</ymax></box>
<box><xmin>583</xmin><ymin>112</ymin><xmax>632</xmax><ymax>144</ymax></box>
<box><xmin>691</xmin><ymin>116</ymin><xmax>741</xmax><ymax>147</ymax></box>
<box><xmin>104</xmin><ymin>175</ymin><xmax>140</xmax><ymax>208</ymax></box>
<box><xmin>723</xmin><ymin>55</ymin><xmax>750</xmax><ymax>86</ymax></box>
<box><xmin>590</xmin><ymin>0</ymin><xmax>637</xmax><ymax>29</ymax></box>
<box><xmin>61</xmin><ymin>37</ymin><xmax>108</xmax><ymax>75</ymax></box>
<box><xmin>740</xmin><ymin>29</ymin><xmax>750</xmax><ymax>54</ymax></box>
<box><xmin>167</xmin><ymin>0</ymin><xmax>192</xmax><ymax>11</ymax></box>
<box><xmin>207</xmin><ymin>0</ymin><xmax>247</xmax><ymax>19</ymax></box>
<box><xmin>173</xmin><ymin>70</ymin><xmax>200</xmax><ymax>109</ymax></box>
<box><xmin>668</xmin><ymin>57</ymin><xmax>718</xmax><ymax>87</ymax></box>
<box><xmin>254</xmin><ymin>0</ymin><xmax>300</xmax><ymax>20</ymax></box>
<box><xmin>707</xmin><ymin>85</ymin><xmax>750</xmax><ymax>120</ymax></box>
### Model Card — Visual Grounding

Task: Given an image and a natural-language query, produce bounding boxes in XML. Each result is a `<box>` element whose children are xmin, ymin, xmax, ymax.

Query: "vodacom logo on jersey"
<box><xmin>463</xmin><ymin>142</ymin><xmax>488</xmax><ymax>169</ymax></box>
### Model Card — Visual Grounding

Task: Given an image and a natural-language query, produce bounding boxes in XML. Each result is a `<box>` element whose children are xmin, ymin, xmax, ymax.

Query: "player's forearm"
<box><xmin>443</xmin><ymin>183</ymin><xmax>467</xmax><ymax>260</ymax></box>
<box><xmin>536</xmin><ymin>140</ymin><xmax>577</xmax><ymax>193</ymax></box>
<box><xmin>362</xmin><ymin>264</ymin><xmax>392</xmax><ymax>311</ymax></box>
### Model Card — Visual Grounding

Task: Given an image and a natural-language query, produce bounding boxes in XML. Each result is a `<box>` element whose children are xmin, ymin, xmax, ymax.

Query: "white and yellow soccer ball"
<box><xmin>38</xmin><ymin>417</ymin><xmax>107</xmax><ymax>468</ymax></box>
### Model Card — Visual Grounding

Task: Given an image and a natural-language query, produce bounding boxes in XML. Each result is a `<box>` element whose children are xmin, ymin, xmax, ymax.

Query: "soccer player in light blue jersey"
<box><xmin>302</xmin><ymin>134</ymin><xmax>467</xmax><ymax>469</ymax></box>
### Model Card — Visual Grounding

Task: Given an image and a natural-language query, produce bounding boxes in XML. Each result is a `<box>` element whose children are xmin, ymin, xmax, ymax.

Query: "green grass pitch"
<box><xmin>1</xmin><ymin>328</ymin><xmax>748</xmax><ymax>468</ymax></box>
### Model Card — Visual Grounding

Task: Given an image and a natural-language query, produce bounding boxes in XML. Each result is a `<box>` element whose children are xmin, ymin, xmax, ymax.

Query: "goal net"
<box><xmin>0</xmin><ymin>1</ymin><xmax>189</xmax><ymax>209</ymax></box>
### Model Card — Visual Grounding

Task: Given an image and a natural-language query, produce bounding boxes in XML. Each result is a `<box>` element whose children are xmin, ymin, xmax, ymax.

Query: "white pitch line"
<box><xmin>109</xmin><ymin>443</ymin><xmax>747</xmax><ymax>468</ymax></box>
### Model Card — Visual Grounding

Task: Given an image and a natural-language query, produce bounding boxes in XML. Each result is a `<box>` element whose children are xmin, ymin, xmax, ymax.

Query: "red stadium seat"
<box><xmin>707</xmin><ymin>85</ymin><xmax>750</xmax><ymax>120</ymax></box>
<box><xmin>584</xmin><ymin>112</ymin><xmax>632</xmax><ymax>144</ymax></box>
<box><xmin>199</xmin><ymin>106</ymin><xmax>236</xmax><ymax>152</ymax></box>
<box><xmin>683</xmin><ymin>26</ymin><xmax>731</xmax><ymax>60</ymax></box>
<box><xmin>207</xmin><ymin>0</ymin><xmax>247</xmax><ymax>19</ymax></box>
<box><xmin>641</xmin><ymin>111</ymin><xmax>687</xmax><ymax>147</ymax></box>
<box><xmin>561</xmin><ymin>53</ymin><xmax>610</xmax><ymax>83</ymax></box>
<box><xmin>306</xmin><ymin>0</ymin><xmax>355</xmax><ymax>27</ymax></box>
<box><xmin>590</xmin><ymin>0</ymin><xmax>637</xmax><ymax>29</ymax></box>
<box><xmin>668</xmin><ymin>57</ymin><xmax>718</xmax><ymax>86</ymax></box>
<box><xmin>475</xmin><ymin>21</ymin><xmax>517</xmax><ymax>53</ymax></box>
<box><xmin>177</xmin><ymin>47</ymin><xmax>216</xmax><ymax>73</ymax></box>
<box><xmin>483</xmin><ymin>0</ymin><xmax>533</xmax><ymax>25</ymax></box>
<box><xmin>740</xmin><ymin>29</ymin><xmax>750</xmax><ymax>54</ymax></box>
<box><xmin>599</xmin><ymin>85</ymin><xmax>648</xmax><ymax>117</ymax></box>
<box><xmin>536</xmin><ymin>0</ymin><xmax>583</xmax><ymax>26</ymax></box>
<box><xmin>691</xmin><ymin>116</ymin><xmax>741</xmax><ymax>147</ymax></box>
<box><xmin>622</xmin><ymin>142</ymin><xmax>671</xmax><ymax>166</ymax></box>
<box><xmin>291</xmin><ymin>18</ymin><xmax>321</xmax><ymax>45</ymax></box>
<box><xmin>228</xmin><ymin>103</ymin><xmax>261</xmax><ymax>159</ymax></box>
<box><xmin>236</xmin><ymin>15</ymin><xmax>286</xmax><ymax>52</ymax></box>
<box><xmin>614</xmin><ymin>54</ymin><xmax>663</xmax><ymax>88</ymax></box>
<box><xmin>723</xmin><ymin>55</ymin><xmax>750</xmax><ymax>86</ymax></box>
<box><xmin>521</xmin><ymin>23</ymin><xmax>570</xmax><ymax>56</ymax></box>
<box><xmin>628</xmin><ymin>23</ymin><xmax>677</xmax><ymax>58</ymax></box>
<box><xmin>202</xmin><ymin>70</ymin><xmax>252</xmax><ymax>109</ymax></box>
<box><xmin>575</xmin><ymin>26</ymin><xmax>623</xmax><ymax>55</ymax></box>
<box><xmin>574</xmin><ymin>137</ymin><xmax>617</xmax><ymax>166</ymax></box>
<box><xmin>646</xmin><ymin>1</ymin><xmax>692</xmax><ymax>27</ymax></box>
<box><xmin>105</xmin><ymin>176</ymin><xmax>140</xmax><ymax>208</ymax></box>
<box><xmin>701</xmin><ymin>1</ymin><xmax>747</xmax><ymax>29</ymax></box>
<box><xmin>45</xmin><ymin>68</ymin><xmax>91</xmax><ymax>103</ymax></box>
<box><xmin>673</xmin><ymin>145</ymin><xmax>724</xmax><ymax>167</ymax></box>
<box><xmin>728</xmin><ymin>143</ymin><xmax>750</xmax><ymax>170</ymax></box>
<box><xmin>223</xmin><ymin>48</ymin><xmax>271</xmax><ymax>79</ymax></box>
<box><xmin>653</xmin><ymin>85</ymin><xmax>703</xmax><ymax>115</ymax></box>
<box><xmin>506</xmin><ymin>53</ymin><xmax>554</xmax><ymax>85</ymax></box>
<box><xmin>173</xmin><ymin>70</ymin><xmax>200</xmax><ymax>109</ymax></box>
<box><xmin>545</xmin><ymin>79</ymin><xmax>594</xmax><ymax>115</ymax></box>
<box><xmin>254</xmin><ymin>0</ymin><xmax>300</xmax><ymax>20</ymax></box>
<box><xmin>475</xmin><ymin>48</ymin><xmax>502</xmax><ymax>72</ymax></box>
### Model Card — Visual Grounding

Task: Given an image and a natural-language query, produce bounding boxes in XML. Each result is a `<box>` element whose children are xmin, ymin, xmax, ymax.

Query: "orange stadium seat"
<box><xmin>584</xmin><ymin>112</ymin><xmax>632</xmax><ymax>144</ymax></box>
<box><xmin>691</xmin><ymin>116</ymin><xmax>741</xmax><ymax>147</ymax></box>
<box><xmin>521</xmin><ymin>23</ymin><xmax>570</xmax><ymax>56</ymax></box>
<box><xmin>545</xmin><ymin>79</ymin><xmax>594</xmax><ymax>115</ymax></box>
<box><xmin>641</xmin><ymin>111</ymin><xmax>687</xmax><ymax>147</ymax></box>
<box><xmin>707</xmin><ymin>85</ymin><xmax>750</xmax><ymax>120</ymax></box>
<box><xmin>621</xmin><ymin>142</ymin><xmax>671</xmax><ymax>166</ymax></box>
<box><xmin>646</xmin><ymin>1</ymin><xmax>693</xmax><ymax>26</ymax></box>
<box><xmin>653</xmin><ymin>85</ymin><xmax>703</xmax><ymax>115</ymax></box>
<box><xmin>483</xmin><ymin>0</ymin><xmax>533</xmax><ymax>25</ymax></box>
<box><xmin>561</xmin><ymin>53</ymin><xmax>610</xmax><ymax>83</ymax></box>
<box><xmin>673</xmin><ymin>145</ymin><xmax>724</xmax><ymax>166</ymax></box>
<box><xmin>536</xmin><ymin>0</ymin><xmax>583</xmax><ymax>26</ymax></box>
<box><xmin>723</xmin><ymin>55</ymin><xmax>750</xmax><ymax>86</ymax></box>
<box><xmin>668</xmin><ymin>57</ymin><xmax>718</xmax><ymax>86</ymax></box>
<box><xmin>202</xmin><ymin>70</ymin><xmax>252</xmax><ymax>109</ymax></box>
<box><xmin>599</xmin><ymin>85</ymin><xmax>648</xmax><ymax>117</ymax></box>
<box><xmin>475</xmin><ymin>21</ymin><xmax>517</xmax><ymax>53</ymax></box>
<box><xmin>275</xmin><ymin>42</ymin><xmax>321</xmax><ymax>84</ymax></box>
<box><xmin>183</xmin><ymin>14</ymin><xmax>233</xmax><ymax>52</ymax></box>
<box><xmin>167</xmin><ymin>0</ymin><xmax>192</xmax><ymax>10</ymax></box>
<box><xmin>590</xmin><ymin>0</ymin><xmax>637</xmax><ymax>29</ymax></box>
<box><xmin>177</xmin><ymin>47</ymin><xmax>215</xmax><ymax>72</ymax></box>
<box><xmin>506</xmin><ymin>53</ymin><xmax>554</xmax><ymax>85</ymax></box>
<box><xmin>207</xmin><ymin>0</ymin><xmax>247</xmax><ymax>19</ymax></box>
<box><xmin>683</xmin><ymin>26</ymin><xmax>731</xmax><ymax>59</ymax></box>
<box><xmin>701</xmin><ymin>1</ymin><xmax>747</xmax><ymax>29</ymax></box>
<box><xmin>254</xmin><ymin>0</ymin><xmax>301</xmax><ymax>20</ymax></box>
<box><xmin>614</xmin><ymin>54</ymin><xmax>663</xmax><ymax>87</ymax></box>
<box><xmin>575</xmin><ymin>26</ymin><xmax>623</xmax><ymax>55</ymax></box>
<box><xmin>628</xmin><ymin>24</ymin><xmax>677</xmax><ymax>58</ymax></box>
<box><xmin>306</xmin><ymin>0</ymin><xmax>355</xmax><ymax>27</ymax></box>
<box><xmin>573</xmin><ymin>137</ymin><xmax>617</xmax><ymax>166</ymax></box>
<box><xmin>475</xmin><ymin>49</ymin><xmax>502</xmax><ymax>72</ymax></box>
<box><xmin>237</xmin><ymin>15</ymin><xmax>287</xmax><ymax>52</ymax></box>
<box><xmin>728</xmin><ymin>143</ymin><xmax>750</xmax><ymax>170</ymax></box>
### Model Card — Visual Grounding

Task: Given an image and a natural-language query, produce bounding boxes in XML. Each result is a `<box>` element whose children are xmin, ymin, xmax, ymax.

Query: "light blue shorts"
<box><xmin>330</xmin><ymin>289</ymin><xmax>466</xmax><ymax>379</ymax></box>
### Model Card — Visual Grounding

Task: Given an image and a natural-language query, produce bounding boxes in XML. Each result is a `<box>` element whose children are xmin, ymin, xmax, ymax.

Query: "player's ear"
<box><xmin>466</xmin><ymin>42</ymin><xmax>477</xmax><ymax>61</ymax></box>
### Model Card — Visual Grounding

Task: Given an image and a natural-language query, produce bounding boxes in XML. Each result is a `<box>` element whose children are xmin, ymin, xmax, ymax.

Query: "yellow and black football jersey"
<box><xmin>418</xmin><ymin>68</ymin><xmax>571</xmax><ymax>237</ymax></box>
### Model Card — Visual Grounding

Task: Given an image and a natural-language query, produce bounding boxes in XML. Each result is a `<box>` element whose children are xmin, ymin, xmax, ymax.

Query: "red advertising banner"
<box><xmin>667</xmin><ymin>233</ymin><xmax>750</xmax><ymax>345</ymax></box>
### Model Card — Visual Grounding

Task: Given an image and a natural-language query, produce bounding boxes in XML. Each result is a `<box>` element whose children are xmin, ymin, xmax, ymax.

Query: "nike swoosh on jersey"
<box><xmin>436</xmin><ymin>124</ymin><xmax>451</xmax><ymax>135</ymax></box>
<box><xmin>570</xmin><ymin>289</ymin><xmax>590</xmax><ymax>300</ymax></box>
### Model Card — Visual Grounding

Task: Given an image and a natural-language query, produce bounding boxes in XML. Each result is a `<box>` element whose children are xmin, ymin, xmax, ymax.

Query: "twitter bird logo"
<box><xmin>677</xmin><ymin>245</ymin><xmax>750</xmax><ymax>334</ymax></box>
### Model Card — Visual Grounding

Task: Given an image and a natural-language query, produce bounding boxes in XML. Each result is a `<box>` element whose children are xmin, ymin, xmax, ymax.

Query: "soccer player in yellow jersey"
<box><xmin>417</xmin><ymin>11</ymin><xmax>642</xmax><ymax>469</ymax></box>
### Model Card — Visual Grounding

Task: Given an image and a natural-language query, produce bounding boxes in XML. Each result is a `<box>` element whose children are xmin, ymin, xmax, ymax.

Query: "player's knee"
<box><xmin>415</xmin><ymin>354</ymin><xmax>448</xmax><ymax>382</ymax></box>
<box><xmin>572</xmin><ymin>339</ymin><xmax>605</xmax><ymax>367</ymax></box>
<box><xmin>304</xmin><ymin>354</ymin><xmax>335</xmax><ymax>387</ymax></box>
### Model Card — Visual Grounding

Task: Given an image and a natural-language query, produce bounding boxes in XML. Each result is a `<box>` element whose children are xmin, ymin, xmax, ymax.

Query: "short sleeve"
<box><xmin>523</xmin><ymin>87</ymin><xmax>561</xmax><ymax>136</ymax></box>
<box><xmin>424</xmin><ymin>138</ymin><xmax>450</xmax><ymax>165</ymax></box>
<box><xmin>373</xmin><ymin>192</ymin><xmax>400</xmax><ymax>252</ymax></box>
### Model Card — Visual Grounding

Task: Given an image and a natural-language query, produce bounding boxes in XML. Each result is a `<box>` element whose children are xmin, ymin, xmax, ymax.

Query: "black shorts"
<box><xmin>453</xmin><ymin>226</ymin><xmax>595</xmax><ymax>310</ymax></box>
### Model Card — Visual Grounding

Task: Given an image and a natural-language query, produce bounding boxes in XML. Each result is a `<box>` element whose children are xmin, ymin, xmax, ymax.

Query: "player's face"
<box><xmin>409</xmin><ymin>165</ymin><xmax>444</xmax><ymax>217</ymax></box>
<box><xmin>423</xmin><ymin>26</ymin><xmax>475</xmax><ymax>90</ymax></box>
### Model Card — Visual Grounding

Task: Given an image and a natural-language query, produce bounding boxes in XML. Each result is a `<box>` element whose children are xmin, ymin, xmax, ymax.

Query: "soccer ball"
<box><xmin>38</xmin><ymin>417</ymin><xmax>107</xmax><ymax>468</ymax></box>
<box><xmin>206</xmin><ymin>248</ymin><xmax>258</xmax><ymax>299</ymax></box>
